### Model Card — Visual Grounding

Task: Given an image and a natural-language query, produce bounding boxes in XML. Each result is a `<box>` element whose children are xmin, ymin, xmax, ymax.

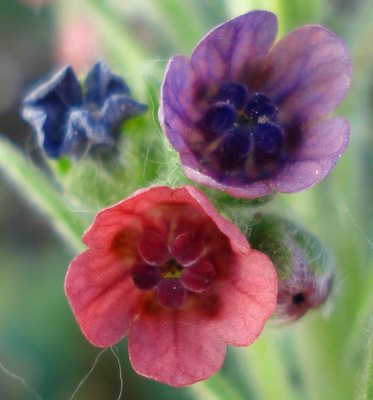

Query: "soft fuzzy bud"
<box><xmin>247</xmin><ymin>214</ymin><xmax>333</xmax><ymax>321</ymax></box>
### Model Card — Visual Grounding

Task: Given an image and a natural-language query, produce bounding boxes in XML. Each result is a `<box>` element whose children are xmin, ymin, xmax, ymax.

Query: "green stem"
<box><xmin>80</xmin><ymin>0</ymin><xmax>148</xmax><ymax>99</ymax></box>
<box><xmin>142</xmin><ymin>0</ymin><xmax>206</xmax><ymax>54</ymax></box>
<box><xmin>0</xmin><ymin>137</ymin><xmax>86</xmax><ymax>252</ymax></box>
<box><xmin>357</xmin><ymin>320</ymin><xmax>373</xmax><ymax>400</ymax></box>
<box><xmin>235</xmin><ymin>330</ymin><xmax>300</xmax><ymax>400</ymax></box>
<box><xmin>189</xmin><ymin>370</ymin><xmax>246</xmax><ymax>400</ymax></box>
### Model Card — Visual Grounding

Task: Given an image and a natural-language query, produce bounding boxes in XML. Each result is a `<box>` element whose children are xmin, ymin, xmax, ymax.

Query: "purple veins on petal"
<box><xmin>157</xmin><ymin>279</ymin><xmax>186</xmax><ymax>308</ymax></box>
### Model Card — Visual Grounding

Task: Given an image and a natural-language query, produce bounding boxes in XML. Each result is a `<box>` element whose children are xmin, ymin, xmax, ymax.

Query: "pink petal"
<box><xmin>180</xmin><ymin>185</ymin><xmax>257</xmax><ymax>253</ymax></box>
<box><xmin>263</xmin><ymin>25</ymin><xmax>351</xmax><ymax>125</ymax></box>
<box><xmin>128</xmin><ymin>307</ymin><xmax>226</xmax><ymax>386</ymax></box>
<box><xmin>191</xmin><ymin>11</ymin><xmax>278</xmax><ymax>88</ymax></box>
<box><xmin>181</xmin><ymin>260</ymin><xmax>215</xmax><ymax>292</ymax></box>
<box><xmin>172</xmin><ymin>231</ymin><xmax>204</xmax><ymax>265</ymax></box>
<box><xmin>131</xmin><ymin>262</ymin><xmax>161</xmax><ymax>290</ymax></box>
<box><xmin>83</xmin><ymin>186</ymin><xmax>185</xmax><ymax>249</ymax></box>
<box><xmin>138</xmin><ymin>228</ymin><xmax>170</xmax><ymax>266</ymax></box>
<box><xmin>64</xmin><ymin>249</ymin><xmax>139</xmax><ymax>347</ymax></box>
<box><xmin>209</xmin><ymin>250</ymin><xmax>277</xmax><ymax>346</ymax></box>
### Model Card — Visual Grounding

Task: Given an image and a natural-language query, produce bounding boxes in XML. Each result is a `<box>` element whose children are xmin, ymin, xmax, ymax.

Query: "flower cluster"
<box><xmin>21</xmin><ymin>9</ymin><xmax>351</xmax><ymax>388</ymax></box>
<box><xmin>22</xmin><ymin>61</ymin><xmax>147</xmax><ymax>158</ymax></box>
<box><xmin>159</xmin><ymin>11</ymin><xmax>351</xmax><ymax>198</ymax></box>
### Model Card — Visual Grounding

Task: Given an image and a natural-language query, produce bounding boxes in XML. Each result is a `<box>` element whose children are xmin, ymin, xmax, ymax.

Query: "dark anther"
<box><xmin>216</xmin><ymin>82</ymin><xmax>249</xmax><ymax>110</ymax></box>
<box><xmin>217</xmin><ymin>126</ymin><xmax>253</xmax><ymax>169</ymax></box>
<box><xmin>245</xmin><ymin>93</ymin><xmax>278</xmax><ymax>124</ymax></box>
<box><xmin>254</xmin><ymin>122</ymin><xmax>284</xmax><ymax>155</ymax></box>
<box><xmin>292</xmin><ymin>293</ymin><xmax>306</xmax><ymax>305</ymax></box>
<box><xmin>199</xmin><ymin>102</ymin><xmax>237</xmax><ymax>140</ymax></box>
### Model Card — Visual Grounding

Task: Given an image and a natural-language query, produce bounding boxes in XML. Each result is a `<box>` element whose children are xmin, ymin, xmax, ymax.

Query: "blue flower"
<box><xmin>159</xmin><ymin>11</ymin><xmax>351</xmax><ymax>198</ymax></box>
<box><xmin>22</xmin><ymin>62</ymin><xmax>147</xmax><ymax>159</ymax></box>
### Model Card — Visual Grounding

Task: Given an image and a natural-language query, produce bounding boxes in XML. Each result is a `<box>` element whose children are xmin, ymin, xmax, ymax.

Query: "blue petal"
<box><xmin>23</xmin><ymin>66</ymin><xmax>82</xmax><ymax>108</ymax></box>
<box><xmin>85</xmin><ymin>62</ymin><xmax>130</xmax><ymax>106</ymax></box>
<box><xmin>21</xmin><ymin>66</ymin><xmax>83</xmax><ymax>158</ymax></box>
<box><xmin>61</xmin><ymin>111</ymin><xmax>113</xmax><ymax>156</ymax></box>
<box><xmin>99</xmin><ymin>95</ymin><xmax>148</xmax><ymax>129</ymax></box>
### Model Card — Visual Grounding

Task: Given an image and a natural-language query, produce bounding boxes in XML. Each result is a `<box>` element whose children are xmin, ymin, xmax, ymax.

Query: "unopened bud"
<box><xmin>247</xmin><ymin>214</ymin><xmax>333</xmax><ymax>321</ymax></box>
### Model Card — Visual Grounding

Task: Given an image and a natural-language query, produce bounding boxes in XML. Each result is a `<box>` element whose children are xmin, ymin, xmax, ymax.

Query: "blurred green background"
<box><xmin>1</xmin><ymin>0</ymin><xmax>373</xmax><ymax>399</ymax></box>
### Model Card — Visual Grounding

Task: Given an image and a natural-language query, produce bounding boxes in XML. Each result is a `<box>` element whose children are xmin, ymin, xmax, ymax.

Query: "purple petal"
<box><xmin>138</xmin><ymin>229</ymin><xmax>170</xmax><ymax>266</ymax></box>
<box><xmin>159</xmin><ymin>55</ymin><xmax>204</xmax><ymax>153</ymax></box>
<box><xmin>271</xmin><ymin>117</ymin><xmax>350</xmax><ymax>193</ymax></box>
<box><xmin>172</xmin><ymin>232</ymin><xmax>204</xmax><ymax>266</ymax></box>
<box><xmin>157</xmin><ymin>279</ymin><xmax>186</xmax><ymax>308</ymax></box>
<box><xmin>181</xmin><ymin>153</ymin><xmax>272</xmax><ymax>198</ymax></box>
<box><xmin>296</xmin><ymin>117</ymin><xmax>350</xmax><ymax>160</ymax></box>
<box><xmin>191</xmin><ymin>11</ymin><xmax>278</xmax><ymax>88</ymax></box>
<box><xmin>263</xmin><ymin>25</ymin><xmax>351</xmax><ymax>125</ymax></box>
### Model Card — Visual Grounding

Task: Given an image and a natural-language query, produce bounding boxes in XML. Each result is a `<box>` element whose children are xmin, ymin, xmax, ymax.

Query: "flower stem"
<box><xmin>357</xmin><ymin>320</ymin><xmax>373</xmax><ymax>400</ymax></box>
<box><xmin>0</xmin><ymin>137</ymin><xmax>86</xmax><ymax>252</ymax></box>
<box><xmin>80</xmin><ymin>0</ymin><xmax>148</xmax><ymax>99</ymax></box>
<box><xmin>235</xmin><ymin>330</ymin><xmax>300</xmax><ymax>400</ymax></box>
<box><xmin>142</xmin><ymin>0</ymin><xmax>206</xmax><ymax>54</ymax></box>
<box><xmin>189</xmin><ymin>370</ymin><xmax>246</xmax><ymax>400</ymax></box>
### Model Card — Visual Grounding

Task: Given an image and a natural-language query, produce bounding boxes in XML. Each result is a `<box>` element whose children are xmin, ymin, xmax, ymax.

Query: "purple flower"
<box><xmin>159</xmin><ymin>11</ymin><xmax>351</xmax><ymax>198</ymax></box>
<box><xmin>22</xmin><ymin>62</ymin><xmax>147</xmax><ymax>159</ymax></box>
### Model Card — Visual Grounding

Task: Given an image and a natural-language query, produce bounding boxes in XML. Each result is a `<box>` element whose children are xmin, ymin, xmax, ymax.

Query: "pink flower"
<box><xmin>65</xmin><ymin>186</ymin><xmax>277</xmax><ymax>386</ymax></box>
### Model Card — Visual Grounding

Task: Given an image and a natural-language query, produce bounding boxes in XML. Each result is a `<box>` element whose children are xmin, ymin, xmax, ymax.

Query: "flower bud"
<box><xmin>247</xmin><ymin>214</ymin><xmax>333</xmax><ymax>321</ymax></box>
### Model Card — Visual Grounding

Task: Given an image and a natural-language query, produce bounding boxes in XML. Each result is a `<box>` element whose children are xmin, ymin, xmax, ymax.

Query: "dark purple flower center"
<box><xmin>161</xmin><ymin>259</ymin><xmax>183</xmax><ymax>279</ymax></box>
<box><xmin>198</xmin><ymin>82</ymin><xmax>285</xmax><ymax>180</ymax></box>
<box><xmin>131</xmin><ymin>231</ymin><xmax>216</xmax><ymax>308</ymax></box>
